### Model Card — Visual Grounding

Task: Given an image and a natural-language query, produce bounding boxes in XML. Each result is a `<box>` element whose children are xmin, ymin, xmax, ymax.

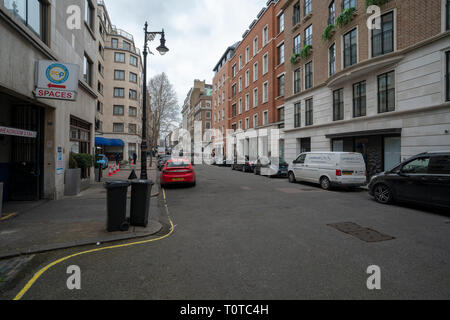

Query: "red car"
<box><xmin>160</xmin><ymin>159</ymin><xmax>196</xmax><ymax>187</ymax></box>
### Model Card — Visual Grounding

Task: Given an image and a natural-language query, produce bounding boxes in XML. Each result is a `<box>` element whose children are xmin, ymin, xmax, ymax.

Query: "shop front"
<box><xmin>327</xmin><ymin>129</ymin><xmax>402</xmax><ymax>178</ymax></box>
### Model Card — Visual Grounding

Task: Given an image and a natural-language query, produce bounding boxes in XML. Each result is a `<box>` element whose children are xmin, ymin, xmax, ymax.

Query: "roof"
<box><xmin>213</xmin><ymin>42</ymin><xmax>241</xmax><ymax>72</ymax></box>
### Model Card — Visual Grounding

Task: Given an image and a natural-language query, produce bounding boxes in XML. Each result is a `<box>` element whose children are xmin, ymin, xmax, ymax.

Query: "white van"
<box><xmin>288</xmin><ymin>152</ymin><xmax>367</xmax><ymax>190</ymax></box>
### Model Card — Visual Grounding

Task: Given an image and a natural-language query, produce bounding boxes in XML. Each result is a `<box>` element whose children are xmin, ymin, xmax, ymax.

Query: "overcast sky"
<box><xmin>105</xmin><ymin>0</ymin><xmax>268</xmax><ymax>112</ymax></box>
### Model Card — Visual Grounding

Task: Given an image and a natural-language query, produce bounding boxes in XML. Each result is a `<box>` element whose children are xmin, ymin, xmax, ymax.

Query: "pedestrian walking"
<box><xmin>133</xmin><ymin>152</ymin><xmax>137</xmax><ymax>165</ymax></box>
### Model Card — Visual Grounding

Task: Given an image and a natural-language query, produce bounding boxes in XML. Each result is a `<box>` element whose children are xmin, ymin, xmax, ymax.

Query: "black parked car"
<box><xmin>368</xmin><ymin>151</ymin><xmax>450</xmax><ymax>209</ymax></box>
<box><xmin>254</xmin><ymin>157</ymin><xmax>289</xmax><ymax>177</ymax></box>
<box><xmin>231</xmin><ymin>156</ymin><xmax>255</xmax><ymax>172</ymax></box>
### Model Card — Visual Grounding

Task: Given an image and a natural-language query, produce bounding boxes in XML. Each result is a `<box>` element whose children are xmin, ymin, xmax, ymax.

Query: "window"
<box><xmin>238</xmin><ymin>120</ymin><xmax>242</xmax><ymax>130</ymax></box>
<box><xmin>6</xmin><ymin>0</ymin><xmax>49</xmax><ymax>42</ymax></box>
<box><xmin>333</xmin><ymin>88</ymin><xmax>344</xmax><ymax>121</ymax></box>
<box><xmin>206</xmin><ymin>111</ymin><xmax>211</xmax><ymax>119</ymax></box>
<box><xmin>232</xmin><ymin>104</ymin><xmax>237</xmax><ymax>118</ymax></box>
<box><xmin>239</xmin><ymin>55</ymin><xmax>242</xmax><ymax>70</ymax></box>
<box><xmin>446</xmin><ymin>52</ymin><xmax>450</xmax><ymax>101</ymax></box>
<box><xmin>245</xmin><ymin>94</ymin><xmax>250</xmax><ymax>111</ymax></box>
<box><xmin>263</xmin><ymin>111</ymin><xmax>269</xmax><ymax>125</ymax></box>
<box><xmin>294</xmin><ymin>102</ymin><xmax>301</xmax><ymax>128</ymax></box>
<box><xmin>304</xmin><ymin>25</ymin><xmax>312</xmax><ymax>46</ymax></box>
<box><xmin>238</xmin><ymin>99</ymin><xmax>242</xmax><ymax>114</ymax></box>
<box><xmin>130</xmin><ymin>55</ymin><xmax>138</xmax><ymax>67</ymax></box>
<box><xmin>85</xmin><ymin>0</ymin><xmax>94</xmax><ymax>29</ymax></box>
<box><xmin>401</xmin><ymin>157</ymin><xmax>430</xmax><ymax>174</ymax></box>
<box><xmin>232</xmin><ymin>64</ymin><xmax>237</xmax><ymax>78</ymax></box>
<box><xmin>378</xmin><ymin>71</ymin><xmax>395</xmax><ymax>113</ymax></box>
<box><xmin>429</xmin><ymin>156</ymin><xmax>450</xmax><ymax>174</ymax></box>
<box><xmin>113</xmin><ymin>123</ymin><xmax>124</xmax><ymax>133</ymax></box>
<box><xmin>245</xmin><ymin>47</ymin><xmax>250</xmax><ymax>63</ymax></box>
<box><xmin>447</xmin><ymin>0</ymin><xmax>450</xmax><ymax>31</ymax></box>
<box><xmin>294</xmin><ymin>68</ymin><xmax>301</xmax><ymax>94</ymax></box>
<box><xmin>114</xmin><ymin>87</ymin><xmax>124</xmax><ymax>98</ymax></box>
<box><xmin>113</xmin><ymin>105</ymin><xmax>124</xmax><ymax>115</ymax></box>
<box><xmin>329</xmin><ymin>1</ymin><xmax>335</xmax><ymax>25</ymax></box>
<box><xmin>245</xmin><ymin>70</ymin><xmax>250</xmax><ymax>87</ymax></box>
<box><xmin>83</xmin><ymin>55</ymin><xmax>92</xmax><ymax>85</ymax></box>
<box><xmin>293</xmin><ymin>1</ymin><xmax>301</xmax><ymax>26</ymax></box>
<box><xmin>353</xmin><ymin>81</ymin><xmax>366</xmax><ymax>117</ymax></box>
<box><xmin>128</xmin><ymin>124</ymin><xmax>137</xmax><ymax>134</ymax></box>
<box><xmin>305</xmin><ymin>98</ymin><xmax>313</xmax><ymax>126</ymax></box>
<box><xmin>343</xmin><ymin>28</ymin><xmax>357</xmax><ymax>68</ymax></box>
<box><xmin>114</xmin><ymin>70</ymin><xmax>125</xmax><ymax>80</ymax></box>
<box><xmin>278</xmin><ymin>43</ymin><xmax>285</xmax><ymax>65</ymax></box>
<box><xmin>238</xmin><ymin>77</ymin><xmax>242</xmax><ymax>92</ymax></box>
<box><xmin>129</xmin><ymin>107</ymin><xmax>137</xmax><ymax>117</ymax></box>
<box><xmin>253</xmin><ymin>63</ymin><xmax>258</xmax><ymax>81</ymax></box>
<box><xmin>232</xmin><ymin>84</ymin><xmax>237</xmax><ymax>98</ymax></box>
<box><xmin>278</xmin><ymin>107</ymin><xmax>285</xmax><ymax>122</ymax></box>
<box><xmin>123</xmin><ymin>41</ymin><xmax>131</xmax><ymax>51</ymax></box>
<box><xmin>372</xmin><ymin>12</ymin><xmax>394</xmax><ymax>57</ymax></box>
<box><xmin>129</xmin><ymin>72</ymin><xmax>137</xmax><ymax>83</ymax></box>
<box><xmin>263</xmin><ymin>54</ymin><xmax>269</xmax><ymax>74</ymax></box>
<box><xmin>263</xmin><ymin>82</ymin><xmax>269</xmax><ymax>103</ymax></box>
<box><xmin>115</xmin><ymin>52</ymin><xmax>125</xmax><ymax>63</ymax></box>
<box><xmin>245</xmin><ymin>118</ymin><xmax>250</xmax><ymax>130</ymax></box>
<box><xmin>329</xmin><ymin>44</ymin><xmax>336</xmax><ymax>76</ymax></box>
<box><xmin>294</xmin><ymin>34</ymin><xmax>301</xmax><ymax>54</ymax></box>
<box><xmin>97</xmin><ymin>81</ymin><xmax>103</xmax><ymax>94</ymax></box>
<box><xmin>253</xmin><ymin>88</ymin><xmax>258</xmax><ymax>107</ymax></box>
<box><xmin>295</xmin><ymin>154</ymin><xmax>307</xmax><ymax>164</ymax></box>
<box><xmin>253</xmin><ymin>114</ymin><xmax>258</xmax><ymax>128</ymax></box>
<box><xmin>97</xmin><ymin>101</ymin><xmax>103</xmax><ymax>113</ymax></box>
<box><xmin>304</xmin><ymin>0</ymin><xmax>312</xmax><ymax>16</ymax></box>
<box><xmin>343</xmin><ymin>0</ymin><xmax>356</xmax><ymax>9</ymax></box>
<box><xmin>129</xmin><ymin>90</ymin><xmax>137</xmax><ymax>100</ymax></box>
<box><xmin>278</xmin><ymin>12</ymin><xmax>285</xmax><ymax>33</ymax></box>
<box><xmin>253</xmin><ymin>37</ymin><xmax>258</xmax><ymax>56</ymax></box>
<box><xmin>111</xmin><ymin>38</ymin><xmax>118</xmax><ymax>48</ymax></box>
<box><xmin>278</xmin><ymin>74</ymin><xmax>285</xmax><ymax>97</ymax></box>
<box><xmin>263</xmin><ymin>26</ymin><xmax>269</xmax><ymax>46</ymax></box>
<box><xmin>305</xmin><ymin>61</ymin><xmax>313</xmax><ymax>90</ymax></box>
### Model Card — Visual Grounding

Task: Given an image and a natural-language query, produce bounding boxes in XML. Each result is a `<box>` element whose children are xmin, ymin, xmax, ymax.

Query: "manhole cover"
<box><xmin>328</xmin><ymin>222</ymin><xmax>395</xmax><ymax>243</ymax></box>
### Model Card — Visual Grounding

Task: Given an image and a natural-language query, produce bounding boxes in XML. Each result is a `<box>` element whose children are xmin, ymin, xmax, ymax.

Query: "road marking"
<box><xmin>13</xmin><ymin>188</ymin><xmax>174</xmax><ymax>300</ymax></box>
<box><xmin>0</xmin><ymin>213</ymin><xmax>18</xmax><ymax>221</ymax></box>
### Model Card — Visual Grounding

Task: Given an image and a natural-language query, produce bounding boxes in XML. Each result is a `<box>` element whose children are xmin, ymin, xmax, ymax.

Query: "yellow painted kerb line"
<box><xmin>1</xmin><ymin>213</ymin><xmax>18</xmax><ymax>221</ymax></box>
<box><xmin>13</xmin><ymin>188</ymin><xmax>173</xmax><ymax>301</ymax></box>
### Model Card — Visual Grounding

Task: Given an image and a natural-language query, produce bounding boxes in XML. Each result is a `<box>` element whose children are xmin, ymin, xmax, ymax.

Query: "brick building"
<box><xmin>212</xmin><ymin>0</ymin><xmax>286</xmax><ymax>162</ymax></box>
<box><xmin>282</xmin><ymin>0</ymin><xmax>450</xmax><ymax>177</ymax></box>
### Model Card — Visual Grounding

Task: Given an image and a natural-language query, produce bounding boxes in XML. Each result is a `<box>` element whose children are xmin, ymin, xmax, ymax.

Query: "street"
<box><xmin>1</xmin><ymin>164</ymin><xmax>450</xmax><ymax>300</ymax></box>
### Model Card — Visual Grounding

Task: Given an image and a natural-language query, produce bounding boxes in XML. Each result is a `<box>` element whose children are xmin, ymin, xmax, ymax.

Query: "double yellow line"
<box><xmin>13</xmin><ymin>189</ymin><xmax>173</xmax><ymax>300</ymax></box>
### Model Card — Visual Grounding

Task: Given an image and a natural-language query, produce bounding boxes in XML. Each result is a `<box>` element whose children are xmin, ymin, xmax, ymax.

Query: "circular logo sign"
<box><xmin>46</xmin><ymin>64</ymin><xmax>69</xmax><ymax>84</ymax></box>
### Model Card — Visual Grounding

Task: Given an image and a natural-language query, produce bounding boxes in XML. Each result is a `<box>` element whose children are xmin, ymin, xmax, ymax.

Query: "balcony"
<box><xmin>105</xmin><ymin>41</ymin><xmax>141</xmax><ymax>56</ymax></box>
<box><xmin>110</xmin><ymin>25</ymin><xmax>134</xmax><ymax>42</ymax></box>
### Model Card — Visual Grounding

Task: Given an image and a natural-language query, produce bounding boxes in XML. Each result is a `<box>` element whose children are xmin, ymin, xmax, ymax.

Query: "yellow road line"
<box><xmin>1</xmin><ymin>213</ymin><xmax>18</xmax><ymax>221</ymax></box>
<box><xmin>13</xmin><ymin>188</ymin><xmax>172</xmax><ymax>301</ymax></box>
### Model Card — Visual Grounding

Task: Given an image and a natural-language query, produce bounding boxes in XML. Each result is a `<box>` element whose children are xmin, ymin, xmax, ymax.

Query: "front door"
<box><xmin>384</xmin><ymin>137</ymin><xmax>401</xmax><ymax>171</ymax></box>
<box><xmin>396</xmin><ymin>156</ymin><xmax>431</xmax><ymax>203</ymax></box>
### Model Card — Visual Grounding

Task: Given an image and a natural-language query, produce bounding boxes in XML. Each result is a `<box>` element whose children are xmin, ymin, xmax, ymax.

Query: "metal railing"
<box><xmin>110</xmin><ymin>25</ymin><xmax>134</xmax><ymax>41</ymax></box>
<box><xmin>105</xmin><ymin>41</ymin><xmax>141</xmax><ymax>56</ymax></box>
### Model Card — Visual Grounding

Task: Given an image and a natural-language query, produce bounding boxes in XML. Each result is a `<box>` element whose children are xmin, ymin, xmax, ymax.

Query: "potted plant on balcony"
<box><xmin>65</xmin><ymin>152</ymin><xmax>81</xmax><ymax>196</ymax></box>
<box><xmin>322</xmin><ymin>24</ymin><xmax>335</xmax><ymax>42</ymax></box>
<box><xmin>336</xmin><ymin>7</ymin><xmax>357</xmax><ymax>28</ymax></box>
<box><xmin>290</xmin><ymin>53</ymin><xmax>301</xmax><ymax>65</ymax></box>
<box><xmin>300</xmin><ymin>44</ymin><xmax>313</xmax><ymax>59</ymax></box>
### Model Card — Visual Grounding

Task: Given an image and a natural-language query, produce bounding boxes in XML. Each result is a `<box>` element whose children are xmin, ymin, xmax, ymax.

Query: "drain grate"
<box><xmin>328</xmin><ymin>222</ymin><xmax>395</xmax><ymax>243</ymax></box>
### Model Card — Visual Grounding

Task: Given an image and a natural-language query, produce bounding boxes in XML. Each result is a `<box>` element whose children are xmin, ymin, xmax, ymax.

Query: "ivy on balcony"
<box><xmin>336</xmin><ymin>7</ymin><xmax>356</xmax><ymax>28</ymax></box>
<box><xmin>321</xmin><ymin>24</ymin><xmax>335</xmax><ymax>42</ymax></box>
<box><xmin>366</xmin><ymin>0</ymin><xmax>391</xmax><ymax>7</ymax></box>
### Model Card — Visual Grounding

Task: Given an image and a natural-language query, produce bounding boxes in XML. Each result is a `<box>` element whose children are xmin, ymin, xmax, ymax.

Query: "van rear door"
<box><xmin>339</xmin><ymin>153</ymin><xmax>366</xmax><ymax>180</ymax></box>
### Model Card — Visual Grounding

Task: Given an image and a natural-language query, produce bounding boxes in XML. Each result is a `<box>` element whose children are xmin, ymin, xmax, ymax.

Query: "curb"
<box><xmin>0</xmin><ymin>220</ymin><xmax>163</xmax><ymax>260</ymax></box>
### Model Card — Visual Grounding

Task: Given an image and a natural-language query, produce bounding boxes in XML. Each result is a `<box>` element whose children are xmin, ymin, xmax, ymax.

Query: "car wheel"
<box><xmin>288</xmin><ymin>172</ymin><xmax>296</xmax><ymax>183</ymax></box>
<box><xmin>374</xmin><ymin>184</ymin><xmax>393</xmax><ymax>204</ymax></box>
<box><xmin>320</xmin><ymin>177</ymin><xmax>331</xmax><ymax>190</ymax></box>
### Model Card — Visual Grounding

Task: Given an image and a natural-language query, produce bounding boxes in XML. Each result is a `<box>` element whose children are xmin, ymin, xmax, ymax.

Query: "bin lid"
<box><xmin>130</xmin><ymin>179</ymin><xmax>154</xmax><ymax>185</ymax></box>
<box><xmin>104</xmin><ymin>180</ymin><xmax>130</xmax><ymax>189</ymax></box>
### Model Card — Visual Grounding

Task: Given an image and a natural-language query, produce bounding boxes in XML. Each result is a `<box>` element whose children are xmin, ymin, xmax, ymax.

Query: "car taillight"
<box><xmin>336</xmin><ymin>170</ymin><xmax>342</xmax><ymax>177</ymax></box>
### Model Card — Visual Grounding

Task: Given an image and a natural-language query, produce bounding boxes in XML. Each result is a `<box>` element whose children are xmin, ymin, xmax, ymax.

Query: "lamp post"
<box><xmin>140</xmin><ymin>22</ymin><xmax>169</xmax><ymax>180</ymax></box>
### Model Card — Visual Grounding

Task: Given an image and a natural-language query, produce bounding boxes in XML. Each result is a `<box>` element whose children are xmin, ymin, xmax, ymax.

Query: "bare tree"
<box><xmin>148</xmin><ymin>72</ymin><xmax>180</xmax><ymax>164</ymax></box>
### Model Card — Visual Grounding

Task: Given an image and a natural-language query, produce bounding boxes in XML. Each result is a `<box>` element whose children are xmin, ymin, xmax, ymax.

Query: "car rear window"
<box><xmin>167</xmin><ymin>161</ymin><xmax>190</xmax><ymax>168</ymax></box>
<box><xmin>429</xmin><ymin>156</ymin><xmax>450</xmax><ymax>174</ymax></box>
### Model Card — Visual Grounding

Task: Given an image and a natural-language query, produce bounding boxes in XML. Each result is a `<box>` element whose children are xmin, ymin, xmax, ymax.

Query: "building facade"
<box><xmin>0</xmin><ymin>0</ymin><xmax>99</xmax><ymax>201</ymax></box>
<box><xmin>95</xmin><ymin>0</ymin><xmax>143</xmax><ymax>163</ymax></box>
<box><xmin>212</xmin><ymin>0</ymin><xmax>286</xmax><ymax>161</ymax></box>
<box><xmin>282</xmin><ymin>0</ymin><xmax>450</xmax><ymax>177</ymax></box>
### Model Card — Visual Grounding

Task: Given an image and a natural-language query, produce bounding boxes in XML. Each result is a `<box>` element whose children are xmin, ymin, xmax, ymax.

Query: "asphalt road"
<box><xmin>1</xmin><ymin>165</ymin><xmax>450</xmax><ymax>300</ymax></box>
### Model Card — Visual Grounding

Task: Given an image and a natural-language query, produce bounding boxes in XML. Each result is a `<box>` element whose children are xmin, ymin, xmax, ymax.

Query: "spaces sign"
<box><xmin>35</xmin><ymin>60</ymin><xmax>79</xmax><ymax>101</ymax></box>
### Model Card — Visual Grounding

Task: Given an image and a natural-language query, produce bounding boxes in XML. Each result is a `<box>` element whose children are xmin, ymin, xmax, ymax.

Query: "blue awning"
<box><xmin>95</xmin><ymin>137</ymin><xmax>125</xmax><ymax>147</ymax></box>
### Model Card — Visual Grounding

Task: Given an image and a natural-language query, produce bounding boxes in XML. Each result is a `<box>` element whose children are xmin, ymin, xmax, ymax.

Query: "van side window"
<box><xmin>295</xmin><ymin>154</ymin><xmax>307</xmax><ymax>164</ymax></box>
<box><xmin>429</xmin><ymin>156</ymin><xmax>450</xmax><ymax>174</ymax></box>
<box><xmin>401</xmin><ymin>157</ymin><xmax>430</xmax><ymax>174</ymax></box>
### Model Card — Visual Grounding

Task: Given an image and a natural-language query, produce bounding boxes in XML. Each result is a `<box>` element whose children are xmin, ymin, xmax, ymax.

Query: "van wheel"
<box><xmin>288</xmin><ymin>172</ymin><xmax>296</xmax><ymax>183</ymax></box>
<box><xmin>374</xmin><ymin>184</ymin><xmax>393</xmax><ymax>204</ymax></box>
<box><xmin>320</xmin><ymin>177</ymin><xmax>331</xmax><ymax>190</ymax></box>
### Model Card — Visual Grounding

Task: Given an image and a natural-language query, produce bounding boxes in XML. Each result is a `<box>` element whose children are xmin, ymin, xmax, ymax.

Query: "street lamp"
<box><xmin>140</xmin><ymin>22</ymin><xmax>169</xmax><ymax>180</ymax></box>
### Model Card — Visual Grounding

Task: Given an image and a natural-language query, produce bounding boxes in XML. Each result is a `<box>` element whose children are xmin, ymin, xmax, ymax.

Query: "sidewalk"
<box><xmin>0</xmin><ymin>166</ymin><xmax>162</xmax><ymax>260</ymax></box>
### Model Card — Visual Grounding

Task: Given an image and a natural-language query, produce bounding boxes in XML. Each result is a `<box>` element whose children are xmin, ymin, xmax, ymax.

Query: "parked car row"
<box><xmin>223</xmin><ymin>151</ymin><xmax>450</xmax><ymax>210</ymax></box>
